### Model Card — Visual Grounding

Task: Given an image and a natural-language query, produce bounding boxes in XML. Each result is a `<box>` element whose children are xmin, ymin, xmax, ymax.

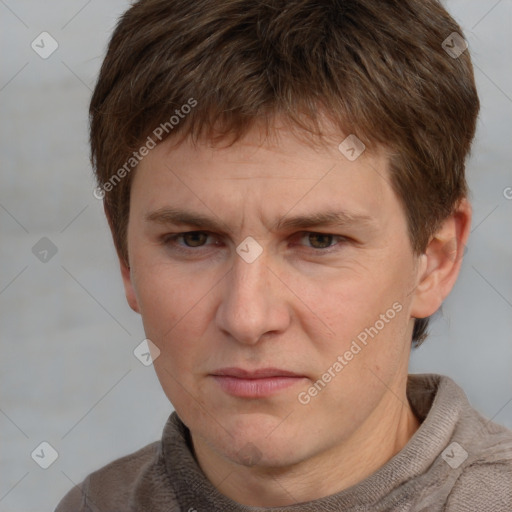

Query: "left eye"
<box><xmin>297</xmin><ymin>232</ymin><xmax>344</xmax><ymax>250</ymax></box>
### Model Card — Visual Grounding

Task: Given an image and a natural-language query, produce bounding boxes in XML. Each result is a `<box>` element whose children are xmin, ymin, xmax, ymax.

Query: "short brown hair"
<box><xmin>89</xmin><ymin>0</ymin><xmax>479</xmax><ymax>346</ymax></box>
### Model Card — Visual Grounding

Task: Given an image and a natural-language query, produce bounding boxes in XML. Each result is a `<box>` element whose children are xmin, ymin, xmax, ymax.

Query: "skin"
<box><xmin>117</xmin><ymin>119</ymin><xmax>471</xmax><ymax>507</ymax></box>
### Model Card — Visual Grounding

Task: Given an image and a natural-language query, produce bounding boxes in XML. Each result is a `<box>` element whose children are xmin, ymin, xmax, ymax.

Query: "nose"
<box><xmin>215</xmin><ymin>250</ymin><xmax>291</xmax><ymax>345</ymax></box>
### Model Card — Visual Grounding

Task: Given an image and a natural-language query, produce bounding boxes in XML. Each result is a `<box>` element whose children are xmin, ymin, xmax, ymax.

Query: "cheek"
<box><xmin>131</xmin><ymin>259</ymin><xmax>208</xmax><ymax>368</ymax></box>
<box><xmin>290</xmin><ymin>267</ymin><xmax>404</xmax><ymax>341</ymax></box>
<box><xmin>294</xmin><ymin>282</ymin><xmax>411</xmax><ymax>433</ymax></box>
<box><xmin>291</xmin><ymin>256</ymin><xmax>415</xmax><ymax>388</ymax></box>
<box><xmin>133</xmin><ymin>263</ymin><xmax>213</xmax><ymax>415</ymax></box>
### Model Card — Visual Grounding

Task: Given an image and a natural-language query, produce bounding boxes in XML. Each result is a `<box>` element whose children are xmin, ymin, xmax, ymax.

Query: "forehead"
<box><xmin>158</xmin><ymin>118</ymin><xmax>382</xmax><ymax>172</ymax></box>
<box><xmin>131</xmin><ymin>123</ymin><xmax>402</xmax><ymax>235</ymax></box>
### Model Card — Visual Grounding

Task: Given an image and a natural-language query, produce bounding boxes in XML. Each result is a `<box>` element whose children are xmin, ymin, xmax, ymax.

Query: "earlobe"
<box><xmin>120</xmin><ymin>257</ymin><xmax>140</xmax><ymax>313</ymax></box>
<box><xmin>410</xmin><ymin>199</ymin><xmax>472</xmax><ymax>320</ymax></box>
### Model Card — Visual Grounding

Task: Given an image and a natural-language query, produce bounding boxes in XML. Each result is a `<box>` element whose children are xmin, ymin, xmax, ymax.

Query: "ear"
<box><xmin>119</xmin><ymin>257</ymin><xmax>140</xmax><ymax>314</ymax></box>
<box><xmin>103</xmin><ymin>203</ymin><xmax>140</xmax><ymax>314</ymax></box>
<box><xmin>410</xmin><ymin>198</ymin><xmax>471</xmax><ymax>320</ymax></box>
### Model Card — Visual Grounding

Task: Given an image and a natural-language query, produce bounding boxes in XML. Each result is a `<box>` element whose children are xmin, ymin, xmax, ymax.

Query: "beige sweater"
<box><xmin>55</xmin><ymin>374</ymin><xmax>512</xmax><ymax>511</ymax></box>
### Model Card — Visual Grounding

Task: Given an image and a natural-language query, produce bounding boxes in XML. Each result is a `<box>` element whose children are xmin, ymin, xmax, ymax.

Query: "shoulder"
<box><xmin>55</xmin><ymin>441</ymin><xmax>165</xmax><ymax>511</ymax></box>
<box><xmin>444</xmin><ymin>418</ymin><xmax>512</xmax><ymax>511</ymax></box>
<box><xmin>409</xmin><ymin>374</ymin><xmax>512</xmax><ymax>511</ymax></box>
<box><xmin>445</xmin><ymin>459</ymin><xmax>512</xmax><ymax>511</ymax></box>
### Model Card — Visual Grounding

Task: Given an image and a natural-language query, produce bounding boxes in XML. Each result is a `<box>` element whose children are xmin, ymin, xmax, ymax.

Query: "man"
<box><xmin>56</xmin><ymin>0</ymin><xmax>512</xmax><ymax>510</ymax></box>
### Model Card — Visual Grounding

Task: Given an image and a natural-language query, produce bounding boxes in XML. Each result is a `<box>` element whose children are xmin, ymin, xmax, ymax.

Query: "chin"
<box><xmin>216</xmin><ymin>416</ymin><xmax>309</xmax><ymax>468</ymax></box>
<box><xmin>176</xmin><ymin>397</ymin><xmax>319</xmax><ymax>466</ymax></box>
<box><xmin>226</xmin><ymin>437</ymin><xmax>305</xmax><ymax>468</ymax></box>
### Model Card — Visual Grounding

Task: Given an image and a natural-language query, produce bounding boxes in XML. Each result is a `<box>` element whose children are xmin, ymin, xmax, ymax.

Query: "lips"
<box><xmin>211</xmin><ymin>367</ymin><xmax>304</xmax><ymax>379</ymax></box>
<box><xmin>210</xmin><ymin>367</ymin><xmax>307</xmax><ymax>398</ymax></box>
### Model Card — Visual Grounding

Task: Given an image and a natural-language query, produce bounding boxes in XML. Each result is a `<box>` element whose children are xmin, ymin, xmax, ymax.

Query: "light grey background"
<box><xmin>1</xmin><ymin>1</ymin><xmax>511</xmax><ymax>510</ymax></box>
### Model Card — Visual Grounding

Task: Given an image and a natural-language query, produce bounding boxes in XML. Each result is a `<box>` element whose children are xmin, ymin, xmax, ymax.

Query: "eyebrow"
<box><xmin>145</xmin><ymin>207</ymin><xmax>375</xmax><ymax>233</ymax></box>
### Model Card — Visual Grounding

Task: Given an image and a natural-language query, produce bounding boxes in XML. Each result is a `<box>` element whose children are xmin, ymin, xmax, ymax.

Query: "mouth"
<box><xmin>210</xmin><ymin>367</ymin><xmax>308</xmax><ymax>398</ymax></box>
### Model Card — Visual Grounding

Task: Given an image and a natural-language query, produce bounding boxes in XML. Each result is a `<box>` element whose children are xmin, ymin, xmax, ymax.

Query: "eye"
<box><xmin>178</xmin><ymin>231</ymin><xmax>209</xmax><ymax>247</ymax></box>
<box><xmin>163</xmin><ymin>231</ymin><xmax>216</xmax><ymax>250</ymax></box>
<box><xmin>296</xmin><ymin>232</ymin><xmax>347</xmax><ymax>252</ymax></box>
<box><xmin>303</xmin><ymin>233</ymin><xmax>335</xmax><ymax>249</ymax></box>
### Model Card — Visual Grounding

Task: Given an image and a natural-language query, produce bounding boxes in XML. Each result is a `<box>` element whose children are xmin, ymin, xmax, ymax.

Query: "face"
<box><xmin>122</xmin><ymin>122</ymin><xmax>425</xmax><ymax>469</ymax></box>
